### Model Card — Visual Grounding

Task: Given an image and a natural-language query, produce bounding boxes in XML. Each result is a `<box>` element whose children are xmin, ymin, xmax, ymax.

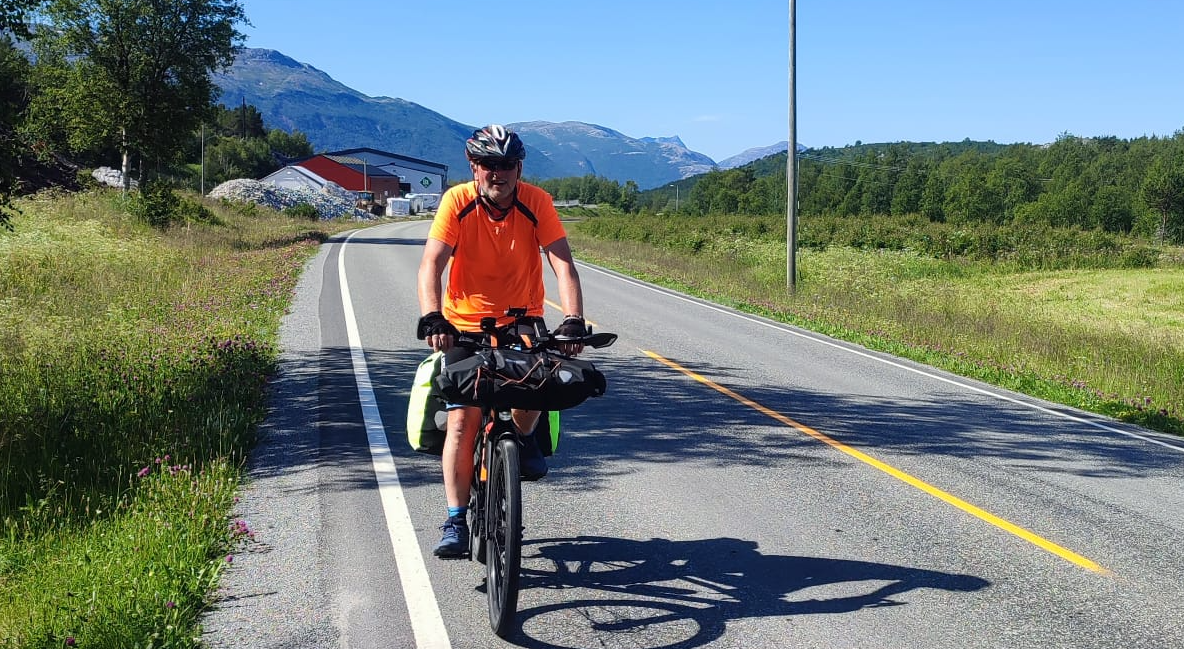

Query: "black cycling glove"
<box><xmin>416</xmin><ymin>311</ymin><xmax>459</xmax><ymax>340</ymax></box>
<box><xmin>553</xmin><ymin>316</ymin><xmax>587</xmax><ymax>340</ymax></box>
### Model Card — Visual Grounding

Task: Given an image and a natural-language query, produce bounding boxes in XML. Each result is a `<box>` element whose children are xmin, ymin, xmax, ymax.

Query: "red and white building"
<box><xmin>262</xmin><ymin>147</ymin><xmax>448</xmax><ymax>203</ymax></box>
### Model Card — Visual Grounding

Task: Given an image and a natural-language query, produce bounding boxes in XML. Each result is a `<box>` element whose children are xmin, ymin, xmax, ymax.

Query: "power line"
<box><xmin>798</xmin><ymin>152</ymin><xmax>910</xmax><ymax>172</ymax></box>
<box><xmin>809</xmin><ymin>169</ymin><xmax>867</xmax><ymax>183</ymax></box>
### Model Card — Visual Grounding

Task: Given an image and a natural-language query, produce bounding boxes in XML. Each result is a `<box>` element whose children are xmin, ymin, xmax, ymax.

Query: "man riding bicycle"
<box><xmin>417</xmin><ymin>124</ymin><xmax>588</xmax><ymax>558</ymax></box>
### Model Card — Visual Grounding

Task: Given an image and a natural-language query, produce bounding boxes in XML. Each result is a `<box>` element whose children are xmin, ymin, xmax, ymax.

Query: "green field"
<box><xmin>566</xmin><ymin>213</ymin><xmax>1184</xmax><ymax>437</ymax></box>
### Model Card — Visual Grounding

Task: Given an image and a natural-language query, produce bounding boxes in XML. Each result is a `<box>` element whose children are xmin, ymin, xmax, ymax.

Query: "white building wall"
<box><xmin>261</xmin><ymin>166</ymin><xmax>328</xmax><ymax>191</ymax></box>
<box><xmin>382</xmin><ymin>163</ymin><xmax>446</xmax><ymax>194</ymax></box>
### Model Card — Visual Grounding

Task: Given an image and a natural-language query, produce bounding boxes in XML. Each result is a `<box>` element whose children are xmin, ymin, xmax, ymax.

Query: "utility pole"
<box><xmin>786</xmin><ymin>0</ymin><xmax>798</xmax><ymax>292</ymax></box>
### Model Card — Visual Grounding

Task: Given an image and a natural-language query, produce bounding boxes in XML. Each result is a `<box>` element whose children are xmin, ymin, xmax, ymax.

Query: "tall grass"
<box><xmin>568</xmin><ymin>211</ymin><xmax>1184</xmax><ymax>436</ymax></box>
<box><xmin>0</xmin><ymin>190</ymin><xmax>358</xmax><ymax>647</ymax></box>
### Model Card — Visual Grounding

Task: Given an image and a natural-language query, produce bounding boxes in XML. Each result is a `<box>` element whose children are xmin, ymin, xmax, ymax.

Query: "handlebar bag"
<box><xmin>435</xmin><ymin>348</ymin><xmax>606</xmax><ymax>411</ymax></box>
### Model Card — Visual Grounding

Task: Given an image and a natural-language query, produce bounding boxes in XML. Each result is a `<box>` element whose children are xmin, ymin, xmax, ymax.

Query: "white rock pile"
<box><xmin>92</xmin><ymin>166</ymin><xmax>139</xmax><ymax>190</ymax></box>
<box><xmin>208</xmin><ymin>178</ymin><xmax>374</xmax><ymax>220</ymax></box>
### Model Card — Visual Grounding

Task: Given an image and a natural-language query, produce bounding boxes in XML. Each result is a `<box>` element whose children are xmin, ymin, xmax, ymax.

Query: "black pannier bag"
<box><xmin>435</xmin><ymin>348</ymin><xmax>606</xmax><ymax>411</ymax></box>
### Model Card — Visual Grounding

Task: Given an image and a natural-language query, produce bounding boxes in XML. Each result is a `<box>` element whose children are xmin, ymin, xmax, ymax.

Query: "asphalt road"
<box><xmin>201</xmin><ymin>219</ymin><xmax>1184</xmax><ymax>649</ymax></box>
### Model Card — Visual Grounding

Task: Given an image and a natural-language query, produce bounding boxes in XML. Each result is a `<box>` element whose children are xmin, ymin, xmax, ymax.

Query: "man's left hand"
<box><xmin>553</xmin><ymin>316</ymin><xmax>586</xmax><ymax>355</ymax></box>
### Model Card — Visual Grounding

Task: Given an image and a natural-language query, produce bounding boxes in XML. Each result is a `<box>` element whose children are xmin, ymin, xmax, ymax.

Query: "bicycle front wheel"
<box><xmin>486</xmin><ymin>437</ymin><xmax>522</xmax><ymax>638</ymax></box>
<box><xmin>469</xmin><ymin>437</ymin><xmax>490</xmax><ymax>564</ymax></box>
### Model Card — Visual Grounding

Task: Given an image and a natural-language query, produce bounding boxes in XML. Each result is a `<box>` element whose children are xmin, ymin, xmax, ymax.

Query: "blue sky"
<box><xmin>238</xmin><ymin>0</ymin><xmax>1184</xmax><ymax>162</ymax></box>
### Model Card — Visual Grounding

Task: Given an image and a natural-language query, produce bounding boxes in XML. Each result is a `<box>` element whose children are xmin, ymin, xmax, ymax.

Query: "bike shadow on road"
<box><xmin>504</xmin><ymin>534</ymin><xmax>989</xmax><ymax>648</ymax></box>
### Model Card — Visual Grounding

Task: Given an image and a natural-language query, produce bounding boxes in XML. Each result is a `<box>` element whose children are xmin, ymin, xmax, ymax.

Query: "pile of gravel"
<box><xmin>208</xmin><ymin>178</ymin><xmax>374</xmax><ymax>221</ymax></box>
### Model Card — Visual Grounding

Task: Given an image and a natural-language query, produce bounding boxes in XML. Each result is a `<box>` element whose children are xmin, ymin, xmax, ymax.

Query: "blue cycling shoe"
<box><xmin>433</xmin><ymin>515</ymin><xmax>469</xmax><ymax>558</ymax></box>
<box><xmin>519</xmin><ymin>434</ymin><xmax>548</xmax><ymax>481</ymax></box>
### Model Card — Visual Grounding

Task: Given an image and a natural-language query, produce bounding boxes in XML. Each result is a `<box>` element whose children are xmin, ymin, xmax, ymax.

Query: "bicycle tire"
<box><xmin>486</xmin><ymin>437</ymin><xmax>522</xmax><ymax>637</ymax></box>
<box><xmin>469</xmin><ymin>437</ymin><xmax>490</xmax><ymax>564</ymax></box>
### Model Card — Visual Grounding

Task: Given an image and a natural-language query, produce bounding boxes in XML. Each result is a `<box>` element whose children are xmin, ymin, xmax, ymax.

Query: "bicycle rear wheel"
<box><xmin>486</xmin><ymin>437</ymin><xmax>522</xmax><ymax>637</ymax></box>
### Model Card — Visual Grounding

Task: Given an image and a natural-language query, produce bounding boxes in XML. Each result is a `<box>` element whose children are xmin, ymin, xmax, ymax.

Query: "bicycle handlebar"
<box><xmin>460</xmin><ymin>312</ymin><xmax>617</xmax><ymax>353</ymax></box>
<box><xmin>554</xmin><ymin>330</ymin><xmax>618</xmax><ymax>349</ymax></box>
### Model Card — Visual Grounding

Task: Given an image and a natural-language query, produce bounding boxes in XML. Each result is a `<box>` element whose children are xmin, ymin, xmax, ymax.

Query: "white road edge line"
<box><xmin>338</xmin><ymin>231</ymin><xmax>452</xmax><ymax>649</ymax></box>
<box><xmin>578</xmin><ymin>262</ymin><xmax>1184</xmax><ymax>454</ymax></box>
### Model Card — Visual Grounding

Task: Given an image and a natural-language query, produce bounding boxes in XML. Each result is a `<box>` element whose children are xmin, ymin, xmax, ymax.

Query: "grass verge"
<box><xmin>0</xmin><ymin>189</ymin><xmax>360</xmax><ymax>647</ymax></box>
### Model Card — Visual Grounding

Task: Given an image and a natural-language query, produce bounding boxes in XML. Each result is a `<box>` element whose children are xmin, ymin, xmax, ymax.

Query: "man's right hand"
<box><xmin>416</xmin><ymin>311</ymin><xmax>459</xmax><ymax>343</ymax></box>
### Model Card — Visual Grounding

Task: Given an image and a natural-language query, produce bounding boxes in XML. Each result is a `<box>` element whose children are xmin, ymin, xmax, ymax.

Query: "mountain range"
<box><xmin>213</xmin><ymin>48</ymin><xmax>787</xmax><ymax>190</ymax></box>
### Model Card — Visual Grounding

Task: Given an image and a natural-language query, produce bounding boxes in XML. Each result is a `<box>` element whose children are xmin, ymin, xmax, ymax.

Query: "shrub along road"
<box><xmin>203</xmin><ymin>219</ymin><xmax>1184</xmax><ymax>649</ymax></box>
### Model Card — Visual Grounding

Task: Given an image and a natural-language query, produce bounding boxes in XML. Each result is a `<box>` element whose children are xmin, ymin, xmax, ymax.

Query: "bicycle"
<box><xmin>456</xmin><ymin>310</ymin><xmax>616</xmax><ymax>637</ymax></box>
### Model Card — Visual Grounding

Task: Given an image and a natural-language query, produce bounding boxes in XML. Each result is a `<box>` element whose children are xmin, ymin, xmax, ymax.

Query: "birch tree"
<box><xmin>36</xmin><ymin>0</ymin><xmax>246</xmax><ymax>189</ymax></box>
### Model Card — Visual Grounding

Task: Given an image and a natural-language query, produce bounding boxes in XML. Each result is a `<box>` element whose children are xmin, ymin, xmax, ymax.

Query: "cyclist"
<box><xmin>416</xmin><ymin>124</ymin><xmax>588</xmax><ymax>558</ymax></box>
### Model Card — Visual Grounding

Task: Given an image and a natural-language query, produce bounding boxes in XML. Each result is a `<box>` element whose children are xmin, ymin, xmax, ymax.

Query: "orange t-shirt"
<box><xmin>428</xmin><ymin>181</ymin><xmax>568</xmax><ymax>332</ymax></box>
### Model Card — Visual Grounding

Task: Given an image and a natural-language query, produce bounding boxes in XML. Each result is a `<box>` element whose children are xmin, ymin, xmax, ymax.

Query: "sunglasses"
<box><xmin>476</xmin><ymin>159</ymin><xmax>518</xmax><ymax>172</ymax></box>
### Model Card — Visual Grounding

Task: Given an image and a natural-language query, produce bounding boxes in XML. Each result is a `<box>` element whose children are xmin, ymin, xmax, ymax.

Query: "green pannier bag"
<box><xmin>406</xmin><ymin>351</ymin><xmax>447</xmax><ymax>455</ymax></box>
<box><xmin>535</xmin><ymin>410</ymin><xmax>561</xmax><ymax>457</ymax></box>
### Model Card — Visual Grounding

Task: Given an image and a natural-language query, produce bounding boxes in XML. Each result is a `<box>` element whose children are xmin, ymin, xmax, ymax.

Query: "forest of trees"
<box><xmin>531</xmin><ymin>175</ymin><xmax>642</xmax><ymax>213</ymax></box>
<box><xmin>638</xmin><ymin>135</ymin><xmax>1184</xmax><ymax>245</ymax></box>
<box><xmin>190</xmin><ymin>102</ymin><xmax>314</xmax><ymax>191</ymax></box>
<box><xmin>19</xmin><ymin>0</ymin><xmax>248</xmax><ymax>191</ymax></box>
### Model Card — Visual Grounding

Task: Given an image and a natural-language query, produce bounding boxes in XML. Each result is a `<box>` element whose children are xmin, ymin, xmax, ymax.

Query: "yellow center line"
<box><xmin>545</xmin><ymin>299</ymin><xmax>599</xmax><ymax>328</ymax></box>
<box><xmin>642</xmin><ymin>348</ymin><xmax>1112</xmax><ymax>576</ymax></box>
